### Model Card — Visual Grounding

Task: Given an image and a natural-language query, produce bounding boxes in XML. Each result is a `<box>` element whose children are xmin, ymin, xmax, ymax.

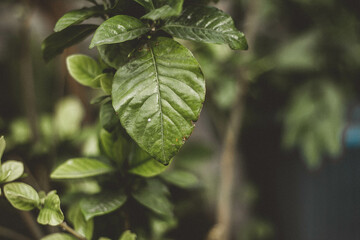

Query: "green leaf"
<box><xmin>90</xmin><ymin>95</ymin><xmax>110</xmax><ymax>105</ymax></box>
<box><xmin>37</xmin><ymin>191</ymin><xmax>64</xmax><ymax>226</ymax></box>
<box><xmin>0</xmin><ymin>161</ymin><xmax>24</xmax><ymax>183</ymax></box>
<box><xmin>119</xmin><ymin>230</ymin><xmax>137</xmax><ymax>240</ymax></box>
<box><xmin>98</xmin><ymin>73</ymin><xmax>113</xmax><ymax>95</ymax></box>
<box><xmin>41</xmin><ymin>233</ymin><xmax>76</xmax><ymax>240</ymax></box>
<box><xmin>128</xmin><ymin>143</ymin><xmax>169</xmax><ymax>177</ymax></box>
<box><xmin>100</xmin><ymin>129</ymin><xmax>129</xmax><ymax>166</ymax></box>
<box><xmin>54</xmin><ymin>6</ymin><xmax>104</xmax><ymax>32</ymax></box>
<box><xmin>90</xmin><ymin>15</ymin><xmax>150</xmax><ymax>48</ymax></box>
<box><xmin>42</xmin><ymin>24</ymin><xmax>98</xmax><ymax>62</ymax></box>
<box><xmin>3</xmin><ymin>182</ymin><xmax>40</xmax><ymax>211</ymax></box>
<box><xmin>162</xmin><ymin>6</ymin><xmax>248</xmax><ymax>50</ymax></box>
<box><xmin>132</xmin><ymin>0</ymin><xmax>155</xmax><ymax>11</ymax></box>
<box><xmin>80</xmin><ymin>189</ymin><xmax>127</xmax><ymax>220</ymax></box>
<box><xmin>51</xmin><ymin>158</ymin><xmax>114</xmax><ymax>179</ymax></box>
<box><xmin>97</xmin><ymin>41</ymin><xmax>137</xmax><ymax>69</ymax></box>
<box><xmin>160</xmin><ymin>169</ymin><xmax>199</xmax><ymax>189</ymax></box>
<box><xmin>0</xmin><ymin>136</ymin><xmax>5</xmax><ymax>162</ymax></box>
<box><xmin>132</xmin><ymin>179</ymin><xmax>173</xmax><ymax>216</ymax></box>
<box><xmin>142</xmin><ymin>0</ymin><xmax>183</xmax><ymax>20</ymax></box>
<box><xmin>68</xmin><ymin>203</ymin><xmax>94</xmax><ymax>239</ymax></box>
<box><xmin>112</xmin><ymin>37</ymin><xmax>205</xmax><ymax>165</ymax></box>
<box><xmin>66</xmin><ymin>54</ymin><xmax>102</xmax><ymax>88</ymax></box>
<box><xmin>100</xmin><ymin>101</ymin><xmax>119</xmax><ymax>132</ymax></box>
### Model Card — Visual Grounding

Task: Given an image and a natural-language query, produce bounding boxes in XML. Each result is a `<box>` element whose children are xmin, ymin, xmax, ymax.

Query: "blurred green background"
<box><xmin>0</xmin><ymin>0</ymin><xmax>360</xmax><ymax>239</ymax></box>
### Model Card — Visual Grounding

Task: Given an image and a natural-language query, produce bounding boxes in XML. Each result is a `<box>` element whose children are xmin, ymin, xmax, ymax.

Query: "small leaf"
<box><xmin>54</xmin><ymin>6</ymin><xmax>104</xmax><ymax>32</ymax></box>
<box><xmin>160</xmin><ymin>170</ymin><xmax>199</xmax><ymax>189</ymax></box>
<box><xmin>90</xmin><ymin>15</ymin><xmax>150</xmax><ymax>48</ymax></box>
<box><xmin>42</xmin><ymin>24</ymin><xmax>98</xmax><ymax>62</ymax></box>
<box><xmin>37</xmin><ymin>191</ymin><xmax>64</xmax><ymax>226</ymax></box>
<box><xmin>100</xmin><ymin>129</ymin><xmax>130</xmax><ymax>166</ymax></box>
<box><xmin>128</xmin><ymin>143</ymin><xmax>169</xmax><ymax>177</ymax></box>
<box><xmin>132</xmin><ymin>179</ymin><xmax>173</xmax><ymax>216</ymax></box>
<box><xmin>0</xmin><ymin>136</ymin><xmax>5</xmax><ymax>162</ymax></box>
<box><xmin>112</xmin><ymin>37</ymin><xmax>205</xmax><ymax>165</ymax></box>
<box><xmin>162</xmin><ymin>6</ymin><xmax>248</xmax><ymax>50</ymax></box>
<box><xmin>97</xmin><ymin>40</ymin><xmax>137</xmax><ymax>69</ymax></box>
<box><xmin>68</xmin><ymin>203</ymin><xmax>94</xmax><ymax>239</ymax></box>
<box><xmin>98</xmin><ymin>73</ymin><xmax>113</xmax><ymax>95</ymax></box>
<box><xmin>41</xmin><ymin>233</ymin><xmax>76</xmax><ymax>240</ymax></box>
<box><xmin>80</xmin><ymin>189</ymin><xmax>127</xmax><ymax>220</ymax></box>
<box><xmin>119</xmin><ymin>230</ymin><xmax>137</xmax><ymax>240</ymax></box>
<box><xmin>66</xmin><ymin>54</ymin><xmax>102</xmax><ymax>88</ymax></box>
<box><xmin>0</xmin><ymin>160</ymin><xmax>24</xmax><ymax>182</ymax></box>
<box><xmin>100</xmin><ymin>101</ymin><xmax>119</xmax><ymax>132</ymax></box>
<box><xmin>142</xmin><ymin>0</ymin><xmax>183</xmax><ymax>20</ymax></box>
<box><xmin>51</xmin><ymin>158</ymin><xmax>114</xmax><ymax>179</ymax></box>
<box><xmin>90</xmin><ymin>95</ymin><xmax>110</xmax><ymax>105</ymax></box>
<box><xmin>3</xmin><ymin>182</ymin><xmax>40</xmax><ymax>211</ymax></box>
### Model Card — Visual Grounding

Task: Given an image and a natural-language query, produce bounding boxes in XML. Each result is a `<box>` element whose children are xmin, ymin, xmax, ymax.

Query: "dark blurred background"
<box><xmin>0</xmin><ymin>0</ymin><xmax>360</xmax><ymax>239</ymax></box>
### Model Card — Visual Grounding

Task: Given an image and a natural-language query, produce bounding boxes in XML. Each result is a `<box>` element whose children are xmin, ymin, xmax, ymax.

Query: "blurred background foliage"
<box><xmin>0</xmin><ymin>0</ymin><xmax>360</xmax><ymax>239</ymax></box>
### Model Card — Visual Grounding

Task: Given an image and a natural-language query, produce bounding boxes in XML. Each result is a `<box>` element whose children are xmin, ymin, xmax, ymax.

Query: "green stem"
<box><xmin>59</xmin><ymin>222</ymin><xmax>87</xmax><ymax>240</ymax></box>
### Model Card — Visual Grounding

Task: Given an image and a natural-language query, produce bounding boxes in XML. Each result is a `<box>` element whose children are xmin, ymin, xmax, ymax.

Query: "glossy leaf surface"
<box><xmin>112</xmin><ymin>37</ymin><xmax>205</xmax><ymax>164</ymax></box>
<box><xmin>90</xmin><ymin>15</ymin><xmax>150</xmax><ymax>48</ymax></box>
<box><xmin>51</xmin><ymin>158</ymin><xmax>114</xmax><ymax>179</ymax></box>
<box><xmin>0</xmin><ymin>160</ymin><xmax>24</xmax><ymax>182</ymax></box>
<box><xmin>37</xmin><ymin>191</ymin><xmax>64</xmax><ymax>226</ymax></box>
<box><xmin>42</xmin><ymin>25</ymin><xmax>97</xmax><ymax>62</ymax></box>
<box><xmin>54</xmin><ymin>7</ymin><xmax>104</xmax><ymax>32</ymax></box>
<box><xmin>100</xmin><ymin>129</ymin><xmax>129</xmax><ymax>166</ymax></box>
<box><xmin>162</xmin><ymin>6</ymin><xmax>248</xmax><ymax>50</ymax></box>
<box><xmin>142</xmin><ymin>0</ymin><xmax>183</xmax><ymax>20</ymax></box>
<box><xmin>97</xmin><ymin>41</ymin><xmax>137</xmax><ymax>69</ymax></box>
<box><xmin>132</xmin><ymin>179</ymin><xmax>173</xmax><ymax>216</ymax></box>
<box><xmin>128</xmin><ymin>143</ymin><xmax>169</xmax><ymax>177</ymax></box>
<box><xmin>68</xmin><ymin>203</ymin><xmax>94</xmax><ymax>239</ymax></box>
<box><xmin>80</xmin><ymin>190</ymin><xmax>127</xmax><ymax>220</ymax></box>
<box><xmin>3</xmin><ymin>182</ymin><xmax>40</xmax><ymax>211</ymax></box>
<box><xmin>66</xmin><ymin>54</ymin><xmax>102</xmax><ymax>88</ymax></box>
<box><xmin>100</xmin><ymin>101</ymin><xmax>119</xmax><ymax>132</ymax></box>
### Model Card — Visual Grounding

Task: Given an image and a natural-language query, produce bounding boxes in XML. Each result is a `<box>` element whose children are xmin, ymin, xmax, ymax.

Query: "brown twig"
<box><xmin>59</xmin><ymin>222</ymin><xmax>87</xmax><ymax>240</ymax></box>
<box><xmin>207</xmin><ymin>1</ymin><xmax>261</xmax><ymax>239</ymax></box>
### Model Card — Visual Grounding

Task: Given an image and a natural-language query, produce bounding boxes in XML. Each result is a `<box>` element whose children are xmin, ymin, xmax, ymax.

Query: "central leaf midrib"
<box><xmin>149</xmin><ymin>43</ymin><xmax>166</xmax><ymax>161</ymax></box>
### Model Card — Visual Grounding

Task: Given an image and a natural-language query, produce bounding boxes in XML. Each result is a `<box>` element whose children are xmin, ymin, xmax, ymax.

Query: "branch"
<box><xmin>59</xmin><ymin>222</ymin><xmax>87</xmax><ymax>240</ymax></box>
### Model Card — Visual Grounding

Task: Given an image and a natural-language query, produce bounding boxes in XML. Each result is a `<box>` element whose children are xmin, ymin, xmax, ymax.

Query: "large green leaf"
<box><xmin>89</xmin><ymin>15</ymin><xmax>150</xmax><ymax>48</ymax></box>
<box><xmin>160</xmin><ymin>169</ymin><xmax>199</xmax><ymax>189</ymax></box>
<box><xmin>37</xmin><ymin>191</ymin><xmax>64</xmax><ymax>226</ymax></box>
<box><xmin>80</xmin><ymin>190</ymin><xmax>127</xmax><ymax>220</ymax></box>
<box><xmin>128</xmin><ymin>143</ymin><xmax>169</xmax><ymax>177</ymax></box>
<box><xmin>0</xmin><ymin>136</ymin><xmax>5</xmax><ymax>162</ymax></box>
<box><xmin>100</xmin><ymin>129</ymin><xmax>129</xmax><ymax>166</ymax></box>
<box><xmin>97</xmin><ymin>40</ymin><xmax>137</xmax><ymax>69</ymax></box>
<box><xmin>112</xmin><ymin>37</ymin><xmax>205</xmax><ymax>165</ymax></box>
<box><xmin>54</xmin><ymin>6</ymin><xmax>104</xmax><ymax>32</ymax></box>
<box><xmin>42</xmin><ymin>24</ymin><xmax>97</xmax><ymax>62</ymax></box>
<box><xmin>119</xmin><ymin>230</ymin><xmax>137</xmax><ymax>240</ymax></box>
<box><xmin>142</xmin><ymin>0</ymin><xmax>183</xmax><ymax>20</ymax></box>
<box><xmin>68</xmin><ymin>203</ymin><xmax>94</xmax><ymax>239</ymax></box>
<box><xmin>41</xmin><ymin>233</ymin><xmax>76</xmax><ymax>240</ymax></box>
<box><xmin>162</xmin><ymin>6</ymin><xmax>248</xmax><ymax>50</ymax></box>
<box><xmin>66</xmin><ymin>54</ymin><xmax>102</xmax><ymax>88</ymax></box>
<box><xmin>51</xmin><ymin>158</ymin><xmax>114</xmax><ymax>179</ymax></box>
<box><xmin>3</xmin><ymin>182</ymin><xmax>40</xmax><ymax>211</ymax></box>
<box><xmin>100</xmin><ymin>101</ymin><xmax>119</xmax><ymax>132</ymax></box>
<box><xmin>0</xmin><ymin>160</ymin><xmax>24</xmax><ymax>183</ymax></box>
<box><xmin>132</xmin><ymin>179</ymin><xmax>173</xmax><ymax>216</ymax></box>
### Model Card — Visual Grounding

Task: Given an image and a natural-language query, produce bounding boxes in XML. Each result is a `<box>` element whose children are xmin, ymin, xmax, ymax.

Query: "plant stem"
<box><xmin>60</xmin><ymin>222</ymin><xmax>87</xmax><ymax>240</ymax></box>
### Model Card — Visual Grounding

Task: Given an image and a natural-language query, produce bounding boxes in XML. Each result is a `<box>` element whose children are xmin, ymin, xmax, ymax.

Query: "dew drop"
<box><xmin>148</xmin><ymin>118</ymin><xmax>151</xmax><ymax>122</ymax></box>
